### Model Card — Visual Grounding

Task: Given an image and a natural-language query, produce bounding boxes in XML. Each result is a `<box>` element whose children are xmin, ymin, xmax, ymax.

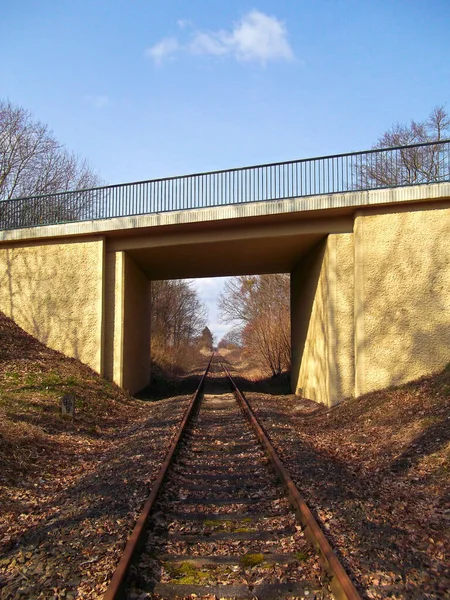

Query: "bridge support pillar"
<box><xmin>291</xmin><ymin>233</ymin><xmax>354</xmax><ymax>406</ymax></box>
<box><xmin>104</xmin><ymin>251</ymin><xmax>151</xmax><ymax>394</ymax></box>
<box><xmin>291</xmin><ymin>204</ymin><xmax>450</xmax><ymax>406</ymax></box>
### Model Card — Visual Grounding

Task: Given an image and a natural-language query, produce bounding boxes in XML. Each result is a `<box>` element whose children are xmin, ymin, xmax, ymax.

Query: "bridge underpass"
<box><xmin>1</xmin><ymin>142</ymin><xmax>449</xmax><ymax>405</ymax></box>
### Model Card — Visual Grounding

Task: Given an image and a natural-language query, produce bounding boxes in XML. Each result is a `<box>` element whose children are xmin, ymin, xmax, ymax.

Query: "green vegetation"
<box><xmin>165</xmin><ymin>561</ymin><xmax>211</xmax><ymax>585</ymax></box>
<box><xmin>295</xmin><ymin>550</ymin><xmax>310</xmax><ymax>561</ymax></box>
<box><xmin>240</xmin><ymin>553</ymin><xmax>265</xmax><ymax>567</ymax></box>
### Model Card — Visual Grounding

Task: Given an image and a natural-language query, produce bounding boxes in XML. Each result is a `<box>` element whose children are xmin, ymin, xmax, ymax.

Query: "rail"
<box><xmin>222</xmin><ymin>363</ymin><xmax>361</xmax><ymax>600</ymax></box>
<box><xmin>104</xmin><ymin>357</ymin><xmax>361</xmax><ymax>599</ymax></box>
<box><xmin>1</xmin><ymin>139</ymin><xmax>449</xmax><ymax>230</ymax></box>
<box><xmin>103</xmin><ymin>355</ymin><xmax>213</xmax><ymax>599</ymax></box>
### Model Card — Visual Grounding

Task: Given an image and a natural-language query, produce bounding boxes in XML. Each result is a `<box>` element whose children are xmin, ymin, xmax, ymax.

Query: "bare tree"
<box><xmin>218</xmin><ymin>327</ymin><xmax>243</xmax><ymax>349</ymax></box>
<box><xmin>219</xmin><ymin>274</ymin><xmax>290</xmax><ymax>376</ymax></box>
<box><xmin>0</xmin><ymin>99</ymin><xmax>101</xmax><ymax>228</ymax></box>
<box><xmin>357</xmin><ymin>105</ymin><xmax>450</xmax><ymax>188</ymax></box>
<box><xmin>151</xmin><ymin>279</ymin><xmax>208</xmax><ymax>369</ymax></box>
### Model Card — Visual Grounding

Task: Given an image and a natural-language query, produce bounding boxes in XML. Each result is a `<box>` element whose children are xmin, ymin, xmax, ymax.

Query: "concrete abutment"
<box><xmin>291</xmin><ymin>233</ymin><xmax>354</xmax><ymax>406</ymax></box>
<box><xmin>0</xmin><ymin>236</ymin><xmax>105</xmax><ymax>373</ymax></box>
<box><xmin>0</xmin><ymin>185</ymin><xmax>449</xmax><ymax>403</ymax></box>
<box><xmin>96</xmin><ymin>249</ymin><xmax>151</xmax><ymax>394</ymax></box>
<box><xmin>291</xmin><ymin>204</ymin><xmax>450</xmax><ymax>405</ymax></box>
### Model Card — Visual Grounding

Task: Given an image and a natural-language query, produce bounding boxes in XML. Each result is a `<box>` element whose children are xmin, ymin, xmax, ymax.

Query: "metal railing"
<box><xmin>1</xmin><ymin>140</ymin><xmax>449</xmax><ymax>230</ymax></box>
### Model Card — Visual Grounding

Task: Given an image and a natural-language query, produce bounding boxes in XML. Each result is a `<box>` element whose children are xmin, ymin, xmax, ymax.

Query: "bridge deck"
<box><xmin>1</xmin><ymin>140</ymin><xmax>449</xmax><ymax>236</ymax></box>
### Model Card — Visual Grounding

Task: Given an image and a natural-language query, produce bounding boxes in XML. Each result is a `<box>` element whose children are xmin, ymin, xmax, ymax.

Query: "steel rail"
<box><xmin>103</xmin><ymin>354</ymin><xmax>213</xmax><ymax>600</ymax></box>
<box><xmin>221</xmin><ymin>362</ymin><xmax>362</xmax><ymax>600</ymax></box>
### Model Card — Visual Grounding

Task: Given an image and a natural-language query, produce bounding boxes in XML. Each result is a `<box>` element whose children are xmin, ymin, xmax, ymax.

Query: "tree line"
<box><xmin>218</xmin><ymin>274</ymin><xmax>291</xmax><ymax>377</ymax></box>
<box><xmin>151</xmin><ymin>279</ymin><xmax>210</xmax><ymax>371</ymax></box>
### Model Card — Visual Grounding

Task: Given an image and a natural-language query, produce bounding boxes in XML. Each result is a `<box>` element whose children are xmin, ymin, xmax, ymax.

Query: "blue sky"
<box><xmin>1</xmin><ymin>0</ymin><xmax>449</xmax><ymax>340</ymax></box>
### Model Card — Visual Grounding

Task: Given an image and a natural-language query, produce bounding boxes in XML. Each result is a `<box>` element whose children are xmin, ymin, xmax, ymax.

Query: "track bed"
<box><xmin>105</xmin><ymin>359</ymin><xmax>359</xmax><ymax>600</ymax></box>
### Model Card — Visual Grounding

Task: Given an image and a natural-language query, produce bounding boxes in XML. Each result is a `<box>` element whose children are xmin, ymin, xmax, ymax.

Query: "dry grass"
<box><xmin>0</xmin><ymin>311</ymin><xmax>198</xmax><ymax>599</ymax></box>
<box><xmin>0</xmin><ymin>312</ymin><xmax>139</xmax><ymax>483</ymax></box>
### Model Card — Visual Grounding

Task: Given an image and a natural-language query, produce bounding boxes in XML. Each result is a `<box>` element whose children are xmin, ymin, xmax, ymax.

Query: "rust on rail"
<box><xmin>103</xmin><ymin>355</ymin><xmax>213</xmax><ymax>600</ymax></box>
<box><xmin>221</xmin><ymin>362</ymin><xmax>361</xmax><ymax>600</ymax></box>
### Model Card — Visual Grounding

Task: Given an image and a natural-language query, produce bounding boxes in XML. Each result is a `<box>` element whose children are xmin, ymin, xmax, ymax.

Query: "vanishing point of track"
<box><xmin>104</xmin><ymin>357</ymin><xmax>361</xmax><ymax>600</ymax></box>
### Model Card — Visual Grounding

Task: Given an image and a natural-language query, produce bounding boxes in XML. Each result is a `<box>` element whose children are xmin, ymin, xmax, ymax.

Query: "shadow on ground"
<box><xmin>136</xmin><ymin>358</ymin><xmax>292</xmax><ymax>401</ymax></box>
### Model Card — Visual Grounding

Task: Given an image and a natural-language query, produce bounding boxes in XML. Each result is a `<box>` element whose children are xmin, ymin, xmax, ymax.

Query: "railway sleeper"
<box><xmin>105</xmin><ymin>358</ymin><xmax>360</xmax><ymax>600</ymax></box>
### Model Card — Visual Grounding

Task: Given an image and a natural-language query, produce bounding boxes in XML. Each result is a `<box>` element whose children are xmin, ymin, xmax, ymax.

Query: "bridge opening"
<box><xmin>99</xmin><ymin>205</ymin><xmax>337</xmax><ymax>399</ymax></box>
<box><xmin>146</xmin><ymin>273</ymin><xmax>292</xmax><ymax>395</ymax></box>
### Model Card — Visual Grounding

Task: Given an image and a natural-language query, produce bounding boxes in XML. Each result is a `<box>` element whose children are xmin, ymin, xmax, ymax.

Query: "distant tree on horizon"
<box><xmin>199</xmin><ymin>326</ymin><xmax>214</xmax><ymax>351</ymax></box>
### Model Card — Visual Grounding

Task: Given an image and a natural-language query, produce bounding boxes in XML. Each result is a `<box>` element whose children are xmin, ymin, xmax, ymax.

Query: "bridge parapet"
<box><xmin>1</xmin><ymin>140</ymin><xmax>449</xmax><ymax>231</ymax></box>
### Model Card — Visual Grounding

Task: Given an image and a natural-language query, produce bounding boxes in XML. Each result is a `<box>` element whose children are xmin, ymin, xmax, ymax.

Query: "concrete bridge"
<box><xmin>1</xmin><ymin>142</ymin><xmax>449</xmax><ymax>405</ymax></box>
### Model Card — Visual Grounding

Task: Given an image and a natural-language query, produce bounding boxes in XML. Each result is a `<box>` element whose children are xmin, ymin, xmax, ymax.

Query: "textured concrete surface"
<box><xmin>104</xmin><ymin>251</ymin><xmax>125</xmax><ymax>386</ymax></box>
<box><xmin>291</xmin><ymin>234</ymin><xmax>354</xmax><ymax>406</ymax></box>
<box><xmin>355</xmin><ymin>205</ymin><xmax>450</xmax><ymax>395</ymax></box>
<box><xmin>103</xmin><ymin>252</ymin><xmax>150</xmax><ymax>394</ymax></box>
<box><xmin>291</xmin><ymin>240</ymin><xmax>329</xmax><ymax>403</ymax></box>
<box><xmin>0</xmin><ymin>237</ymin><xmax>104</xmax><ymax>372</ymax></box>
<box><xmin>122</xmin><ymin>254</ymin><xmax>150</xmax><ymax>393</ymax></box>
<box><xmin>329</xmin><ymin>233</ymin><xmax>355</xmax><ymax>401</ymax></box>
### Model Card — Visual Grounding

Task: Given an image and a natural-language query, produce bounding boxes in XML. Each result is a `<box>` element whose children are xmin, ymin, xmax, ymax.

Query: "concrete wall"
<box><xmin>0</xmin><ymin>237</ymin><xmax>105</xmax><ymax>372</ymax></box>
<box><xmin>122</xmin><ymin>254</ymin><xmax>151</xmax><ymax>393</ymax></box>
<box><xmin>291</xmin><ymin>233</ymin><xmax>354</xmax><ymax>406</ymax></box>
<box><xmin>104</xmin><ymin>251</ymin><xmax>125</xmax><ymax>385</ymax></box>
<box><xmin>291</xmin><ymin>205</ymin><xmax>450</xmax><ymax>406</ymax></box>
<box><xmin>355</xmin><ymin>206</ymin><xmax>450</xmax><ymax>395</ymax></box>
<box><xmin>291</xmin><ymin>240</ymin><xmax>329</xmax><ymax>402</ymax></box>
<box><xmin>103</xmin><ymin>250</ymin><xmax>150</xmax><ymax>393</ymax></box>
<box><xmin>0</xmin><ymin>241</ymin><xmax>150</xmax><ymax>394</ymax></box>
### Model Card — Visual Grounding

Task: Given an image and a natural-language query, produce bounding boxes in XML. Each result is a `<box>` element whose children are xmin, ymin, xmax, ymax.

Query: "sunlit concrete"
<box><xmin>0</xmin><ymin>183</ymin><xmax>449</xmax><ymax>399</ymax></box>
<box><xmin>1</xmin><ymin>182</ymin><xmax>449</xmax><ymax>243</ymax></box>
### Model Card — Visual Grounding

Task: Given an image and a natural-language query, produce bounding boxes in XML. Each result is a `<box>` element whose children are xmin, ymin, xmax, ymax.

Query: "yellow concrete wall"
<box><xmin>104</xmin><ymin>250</ymin><xmax>125</xmax><ymax>385</ymax></box>
<box><xmin>355</xmin><ymin>206</ymin><xmax>450</xmax><ymax>395</ymax></box>
<box><xmin>331</xmin><ymin>233</ymin><xmax>355</xmax><ymax>399</ymax></box>
<box><xmin>291</xmin><ymin>239</ymin><xmax>329</xmax><ymax>403</ymax></box>
<box><xmin>122</xmin><ymin>253</ymin><xmax>151</xmax><ymax>393</ymax></box>
<box><xmin>0</xmin><ymin>238</ymin><xmax>105</xmax><ymax>372</ymax></box>
<box><xmin>103</xmin><ymin>251</ymin><xmax>151</xmax><ymax>393</ymax></box>
<box><xmin>291</xmin><ymin>233</ymin><xmax>354</xmax><ymax>406</ymax></box>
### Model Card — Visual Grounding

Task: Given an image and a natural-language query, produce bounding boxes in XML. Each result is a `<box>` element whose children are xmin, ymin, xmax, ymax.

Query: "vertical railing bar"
<box><xmin>240</xmin><ymin>169</ymin><xmax>243</xmax><ymax>203</ymax></box>
<box><xmin>2</xmin><ymin>141</ymin><xmax>450</xmax><ymax>230</ymax></box>
<box><xmin>216</xmin><ymin>172</ymin><xmax>218</xmax><ymax>206</ymax></box>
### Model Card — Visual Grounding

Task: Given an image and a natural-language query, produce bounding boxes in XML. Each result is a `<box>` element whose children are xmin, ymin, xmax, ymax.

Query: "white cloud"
<box><xmin>145</xmin><ymin>36</ymin><xmax>180</xmax><ymax>65</ymax></box>
<box><xmin>190</xmin><ymin>31</ymin><xmax>229</xmax><ymax>56</ymax></box>
<box><xmin>191</xmin><ymin>10</ymin><xmax>294</xmax><ymax>64</ymax></box>
<box><xmin>146</xmin><ymin>11</ymin><xmax>294</xmax><ymax>67</ymax></box>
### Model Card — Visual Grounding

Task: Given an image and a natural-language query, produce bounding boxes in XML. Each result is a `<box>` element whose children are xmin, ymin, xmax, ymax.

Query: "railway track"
<box><xmin>104</xmin><ymin>357</ymin><xmax>360</xmax><ymax>600</ymax></box>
